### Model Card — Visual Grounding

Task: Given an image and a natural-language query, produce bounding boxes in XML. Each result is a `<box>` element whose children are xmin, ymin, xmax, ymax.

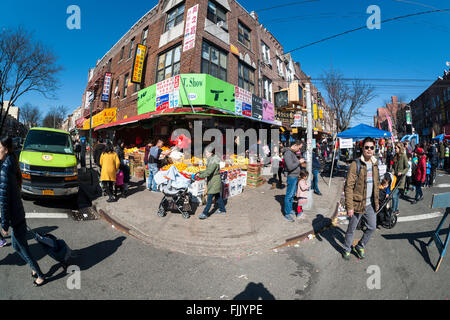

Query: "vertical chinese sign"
<box><xmin>101</xmin><ymin>72</ymin><xmax>112</xmax><ymax>102</ymax></box>
<box><xmin>132</xmin><ymin>44</ymin><xmax>147</xmax><ymax>84</ymax></box>
<box><xmin>183</xmin><ymin>4</ymin><xmax>199</xmax><ymax>52</ymax></box>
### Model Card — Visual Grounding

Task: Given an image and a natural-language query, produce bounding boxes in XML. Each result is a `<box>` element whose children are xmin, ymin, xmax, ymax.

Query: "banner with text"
<box><xmin>101</xmin><ymin>73</ymin><xmax>112</xmax><ymax>102</ymax></box>
<box><xmin>183</xmin><ymin>4</ymin><xmax>199</xmax><ymax>52</ymax></box>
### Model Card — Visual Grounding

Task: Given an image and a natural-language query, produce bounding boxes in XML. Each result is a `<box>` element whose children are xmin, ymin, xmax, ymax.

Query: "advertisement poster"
<box><xmin>235</xmin><ymin>87</ymin><xmax>252</xmax><ymax>116</ymax></box>
<box><xmin>131</xmin><ymin>44</ymin><xmax>147</xmax><ymax>84</ymax></box>
<box><xmin>339</xmin><ymin>138</ymin><xmax>353</xmax><ymax>149</ymax></box>
<box><xmin>156</xmin><ymin>75</ymin><xmax>180</xmax><ymax>111</ymax></box>
<box><xmin>262</xmin><ymin>99</ymin><xmax>275</xmax><ymax>122</ymax></box>
<box><xmin>242</xmin><ymin>102</ymin><xmax>252</xmax><ymax>117</ymax></box>
<box><xmin>183</xmin><ymin>4</ymin><xmax>199</xmax><ymax>52</ymax></box>
<box><xmin>252</xmin><ymin>95</ymin><xmax>263</xmax><ymax>120</ymax></box>
<box><xmin>101</xmin><ymin>73</ymin><xmax>112</xmax><ymax>102</ymax></box>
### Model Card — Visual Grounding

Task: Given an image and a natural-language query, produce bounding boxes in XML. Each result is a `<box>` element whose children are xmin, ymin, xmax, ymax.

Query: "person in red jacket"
<box><xmin>412</xmin><ymin>148</ymin><xmax>426</xmax><ymax>204</ymax></box>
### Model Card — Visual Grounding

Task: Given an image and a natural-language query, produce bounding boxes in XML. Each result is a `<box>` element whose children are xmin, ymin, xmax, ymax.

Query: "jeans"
<box><xmin>11</xmin><ymin>222</ymin><xmax>44</xmax><ymax>278</ymax></box>
<box><xmin>149</xmin><ymin>164</ymin><xmax>159</xmax><ymax>192</ymax></box>
<box><xmin>203</xmin><ymin>193</ymin><xmax>226</xmax><ymax>216</ymax></box>
<box><xmin>312</xmin><ymin>169</ymin><xmax>320</xmax><ymax>193</ymax></box>
<box><xmin>392</xmin><ymin>187</ymin><xmax>400</xmax><ymax>212</ymax></box>
<box><xmin>343</xmin><ymin>204</ymin><xmax>377</xmax><ymax>253</ymax></box>
<box><xmin>284</xmin><ymin>176</ymin><xmax>298</xmax><ymax>216</ymax></box>
<box><xmin>415</xmin><ymin>181</ymin><xmax>423</xmax><ymax>200</ymax></box>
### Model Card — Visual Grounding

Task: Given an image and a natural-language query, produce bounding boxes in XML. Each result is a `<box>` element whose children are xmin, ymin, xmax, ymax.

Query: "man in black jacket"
<box><xmin>94</xmin><ymin>138</ymin><xmax>106</xmax><ymax>166</ymax></box>
<box><xmin>428</xmin><ymin>143</ymin><xmax>438</xmax><ymax>186</ymax></box>
<box><xmin>312</xmin><ymin>148</ymin><xmax>322</xmax><ymax>195</ymax></box>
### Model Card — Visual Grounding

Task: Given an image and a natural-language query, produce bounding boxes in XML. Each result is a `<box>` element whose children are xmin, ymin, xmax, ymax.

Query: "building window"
<box><xmin>156</xmin><ymin>44</ymin><xmax>181</xmax><ymax>82</ymax></box>
<box><xmin>114</xmin><ymin>79</ymin><xmax>119</xmax><ymax>97</ymax></box>
<box><xmin>238</xmin><ymin>22</ymin><xmax>251</xmax><ymax>49</ymax></box>
<box><xmin>128</xmin><ymin>38</ymin><xmax>135</xmax><ymax>59</ymax></box>
<box><xmin>135</xmin><ymin>83</ymin><xmax>141</xmax><ymax>93</ymax></box>
<box><xmin>123</xmin><ymin>74</ymin><xmax>129</xmax><ymax>98</ymax></box>
<box><xmin>201</xmin><ymin>41</ymin><xmax>227</xmax><ymax>81</ymax></box>
<box><xmin>277</xmin><ymin>58</ymin><xmax>284</xmax><ymax>77</ymax></box>
<box><xmin>142</xmin><ymin>27</ymin><xmax>148</xmax><ymax>46</ymax></box>
<box><xmin>261</xmin><ymin>41</ymin><xmax>270</xmax><ymax>64</ymax></box>
<box><xmin>207</xmin><ymin>1</ymin><xmax>227</xmax><ymax>24</ymax></box>
<box><xmin>263</xmin><ymin>77</ymin><xmax>272</xmax><ymax>102</ymax></box>
<box><xmin>165</xmin><ymin>3</ymin><xmax>185</xmax><ymax>32</ymax></box>
<box><xmin>238</xmin><ymin>62</ymin><xmax>255</xmax><ymax>93</ymax></box>
<box><xmin>120</xmin><ymin>46</ymin><xmax>125</xmax><ymax>60</ymax></box>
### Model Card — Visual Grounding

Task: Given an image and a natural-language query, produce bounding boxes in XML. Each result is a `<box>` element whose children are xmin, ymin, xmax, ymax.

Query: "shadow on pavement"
<box><xmin>44</xmin><ymin>236</ymin><xmax>127</xmax><ymax>284</ymax></box>
<box><xmin>381</xmin><ymin>228</ymin><xmax>449</xmax><ymax>271</ymax></box>
<box><xmin>233</xmin><ymin>282</ymin><xmax>276</xmax><ymax>300</ymax></box>
<box><xmin>315</xmin><ymin>225</ymin><xmax>347</xmax><ymax>254</ymax></box>
<box><xmin>274</xmin><ymin>195</ymin><xmax>287</xmax><ymax>216</ymax></box>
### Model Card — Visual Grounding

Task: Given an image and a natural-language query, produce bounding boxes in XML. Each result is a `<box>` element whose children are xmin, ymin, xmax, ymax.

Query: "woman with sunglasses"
<box><xmin>391</xmin><ymin>142</ymin><xmax>409</xmax><ymax>215</ymax></box>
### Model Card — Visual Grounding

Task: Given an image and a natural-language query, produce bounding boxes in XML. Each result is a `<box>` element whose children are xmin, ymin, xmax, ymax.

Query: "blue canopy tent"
<box><xmin>432</xmin><ymin>134</ymin><xmax>450</xmax><ymax>142</ymax></box>
<box><xmin>337</xmin><ymin>124</ymin><xmax>392</xmax><ymax>139</ymax></box>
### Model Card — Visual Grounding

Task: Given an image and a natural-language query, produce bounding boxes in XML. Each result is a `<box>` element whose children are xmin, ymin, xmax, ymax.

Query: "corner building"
<box><xmin>79</xmin><ymin>0</ymin><xmax>331</xmax><ymax>144</ymax></box>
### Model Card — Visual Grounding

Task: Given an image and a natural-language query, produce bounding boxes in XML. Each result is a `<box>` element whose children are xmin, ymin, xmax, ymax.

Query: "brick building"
<box><xmin>374</xmin><ymin>96</ymin><xmax>408</xmax><ymax>138</ymax></box>
<box><xmin>410</xmin><ymin>70</ymin><xmax>450</xmax><ymax>140</ymax></box>
<box><xmin>77</xmin><ymin>0</ymin><xmax>332</xmax><ymax>141</ymax></box>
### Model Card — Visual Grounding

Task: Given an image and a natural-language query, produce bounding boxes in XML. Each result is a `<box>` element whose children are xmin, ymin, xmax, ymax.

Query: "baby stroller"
<box><xmin>157</xmin><ymin>182</ymin><xmax>193</xmax><ymax>219</ymax></box>
<box><xmin>155</xmin><ymin>166</ymin><xmax>194</xmax><ymax>219</ymax></box>
<box><xmin>357</xmin><ymin>172</ymin><xmax>398</xmax><ymax>231</ymax></box>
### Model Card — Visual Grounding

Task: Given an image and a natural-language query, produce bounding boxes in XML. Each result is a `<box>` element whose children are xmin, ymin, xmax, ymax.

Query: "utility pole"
<box><xmin>304</xmin><ymin>82</ymin><xmax>313</xmax><ymax>210</ymax></box>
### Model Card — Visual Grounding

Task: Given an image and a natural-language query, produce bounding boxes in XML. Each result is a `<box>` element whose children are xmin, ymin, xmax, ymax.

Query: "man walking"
<box><xmin>342</xmin><ymin>137</ymin><xmax>380</xmax><ymax>260</ymax></box>
<box><xmin>283</xmin><ymin>140</ymin><xmax>306</xmax><ymax>222</ymax></box>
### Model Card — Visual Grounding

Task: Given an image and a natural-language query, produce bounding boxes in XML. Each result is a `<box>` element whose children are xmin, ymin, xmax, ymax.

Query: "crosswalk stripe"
<box><xmin>397</xmin><ymin>212</ymin><xmax>443</xmax><ymax>222</ymax></box>
<box><xmin>25</xmin><ymin>213</ymin><xmax>69</xmax><ymax>219</ymax></box>
<box><xmin>435</xmin><ymin>183</ymin><xmax>450</xmax><ymax>188</ymax></box>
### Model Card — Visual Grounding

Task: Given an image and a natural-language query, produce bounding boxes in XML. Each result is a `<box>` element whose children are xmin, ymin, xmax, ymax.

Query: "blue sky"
<box><xmin>1</xmin><ymin>0</ymin><xmax>449</xmax><ymax>127</ymax></box>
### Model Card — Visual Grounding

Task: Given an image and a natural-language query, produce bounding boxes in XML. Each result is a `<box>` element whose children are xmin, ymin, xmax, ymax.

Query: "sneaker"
<box><xmin>284</xmin><ymin>214</ymin><xmax>295</xmax><ymax>222</ymax></box>
<box><xmin>199</xmin><ymin>213</ymin><xmax>209</xmax><ymax>220</ymax></box>
<box><xmin>0</xmin><ymin>239</ymin><xmax>6</xmax><ymax>247</ymax></box>
<box><xmin>353</xmin><ymin>247</ymin><xmax>365</xmax><ymax>259</ymax></box>
<box><xmin>216</xmin><ymin>210</ymin><xmax>227</xmax><ymax>214</ymax></box>
<box><xmin>296</xmin><ymin>212</ymin><xmax>303</xmax><ymax>218</ymax></box>
<box><xmin>342</xmin><ymin>251</ymin><xmax>351</xmax><ymax>260</ymax></box>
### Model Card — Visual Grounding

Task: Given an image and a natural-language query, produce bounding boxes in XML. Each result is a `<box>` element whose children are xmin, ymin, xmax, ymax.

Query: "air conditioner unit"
<box><xmin>217</xmin><ymin>21</ymin><xmax>228</xmax><ymax>31</ymax></box>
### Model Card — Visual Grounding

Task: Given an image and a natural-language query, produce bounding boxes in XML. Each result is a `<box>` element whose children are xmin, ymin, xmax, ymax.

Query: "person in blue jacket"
<box><xmin>0</xmin><ymin>137</ymin><xmax>46</xmax><ymax>287</ymax></box>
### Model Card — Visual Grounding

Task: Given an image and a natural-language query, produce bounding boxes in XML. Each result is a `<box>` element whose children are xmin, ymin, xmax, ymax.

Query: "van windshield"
<box><xmin>23</xmin><ymin>130</ymin><xmax>74</xmax><ymax>155</ymax></box>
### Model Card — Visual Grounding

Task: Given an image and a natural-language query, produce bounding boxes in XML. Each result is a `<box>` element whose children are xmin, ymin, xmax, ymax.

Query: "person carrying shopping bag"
<box><xmin>100</xmin><ymin>143</ymin><xmax>121</xmax><ymax>203</ymax></box>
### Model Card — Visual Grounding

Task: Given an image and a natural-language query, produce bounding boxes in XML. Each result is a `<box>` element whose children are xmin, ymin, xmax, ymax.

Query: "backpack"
<box><xmin>346</xmin><ymin>159</ymin><xmax>362</xmax><ymax>190</ymax></box>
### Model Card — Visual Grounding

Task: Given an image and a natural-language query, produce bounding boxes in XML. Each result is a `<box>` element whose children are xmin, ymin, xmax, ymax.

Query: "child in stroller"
<box><xmin>376</xmin><ymin>173</ymin><xmax>398</xmax><ymax>229</ymax></box>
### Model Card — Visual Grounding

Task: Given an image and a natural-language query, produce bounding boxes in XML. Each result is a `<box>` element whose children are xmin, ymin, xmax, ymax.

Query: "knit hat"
<box><xmin>416</xmin><ymin>148</ymin><xmax>424</xmax><ymax>154</ymax></box>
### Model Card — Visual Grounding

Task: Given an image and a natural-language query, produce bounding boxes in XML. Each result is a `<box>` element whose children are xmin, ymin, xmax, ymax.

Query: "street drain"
<box><xmin>72</xmin><ymin>207</ymin><xmax>98</xmax><ymax>221</ymax></box>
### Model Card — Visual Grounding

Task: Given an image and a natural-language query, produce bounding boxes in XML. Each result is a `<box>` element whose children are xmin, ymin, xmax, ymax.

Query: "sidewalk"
<box><xmin>82</xmin><ymin>168</ymin><xmax>345</xmax><ymax>258</ymax></box>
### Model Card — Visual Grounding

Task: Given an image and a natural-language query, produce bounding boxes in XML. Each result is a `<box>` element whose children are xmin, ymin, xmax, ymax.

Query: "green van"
<box><xmin>19</xmin><ymin>127</ymin><xmax>78</xmax><ymax>198</ymax></box>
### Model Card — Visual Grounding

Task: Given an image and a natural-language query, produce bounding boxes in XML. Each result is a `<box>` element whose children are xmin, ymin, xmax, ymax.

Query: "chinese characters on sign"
<box><xmin>132</xmin><ymin>44</ymin><xmax>147</xmax><ymax>84</ymax></box>
<box><xmin>183</xmin><ymin>4</ymin><xmax>199</xmax><ymax>52</ymax></box>
<box><xmin>235</xmin><ymin>87</ymin><xmax>252</xmax><ymax>116</ymax></box>
<box><xmin>101</xmin><ymin>73</ymin><xmax>112</xmax><ymax>102</ymax></box>
<box><xmin>156</xmin><ymin>75</ymin><xmax>180</xmax><ymax>111</ymax></box>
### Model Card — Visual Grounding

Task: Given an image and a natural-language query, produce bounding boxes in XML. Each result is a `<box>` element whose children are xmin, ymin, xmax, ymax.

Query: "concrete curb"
<box><xmin>92</xmin><ymin>179</ymin><xmax>345</xmax><ymax>258</ymax></box>
<box><xmin>271</xmin><ymin>180</ymin><xmax>344</xmax><ymax>251</ymax></box>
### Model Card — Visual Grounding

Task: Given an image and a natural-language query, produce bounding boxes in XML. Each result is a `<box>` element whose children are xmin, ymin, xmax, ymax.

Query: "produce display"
<box><xmin>161</xmin><ymin>162</ymin><xmax>188</xmax><ymax>172</ymax></box>
<box><xmin>184</xmin><ymin>166</ymin><xmax>207</xmax><ymax>174</ymax></box>
<box><xmin>229</xmin><ymin>155</ymin><xmax>249</xmax><ymax>165</ymax></box>
<box><xmin>124</xmin><ymin>147</ymin><xmax>145</xmax><ymax>153</ymax></box>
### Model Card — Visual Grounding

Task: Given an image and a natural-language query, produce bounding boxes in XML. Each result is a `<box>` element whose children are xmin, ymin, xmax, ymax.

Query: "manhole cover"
<box><xmin>72</xmin><ymin>207</ymin><xmax>98</xmax><ymax>221</ymax></box>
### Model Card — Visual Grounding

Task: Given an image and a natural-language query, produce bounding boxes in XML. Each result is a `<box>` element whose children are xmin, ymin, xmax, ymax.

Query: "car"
<box><xmin>19</xmin><ymin>127</ymin><xmax>79</xmax><ymax>199</ymax></box>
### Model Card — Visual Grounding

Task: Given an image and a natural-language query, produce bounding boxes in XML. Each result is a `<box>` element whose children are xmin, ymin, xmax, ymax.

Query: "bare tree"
<box><xmin>321</xmin><ymin>69</ymin><xmax>376</xmax><ymax>132</ymax></box>
<box><xmin>20</xmin><ymin>102</ymin><xmax>42</xmax><ymax>129</ymax></box>
<box><xmin>0</xmin><ymin>26</ymin><xmax>62</xmax><ymax>136</ymax></box>
<box><xmin>42</xmin><ymin>105</ymin><xmax>68</xmax><ymax>129</ymax></box>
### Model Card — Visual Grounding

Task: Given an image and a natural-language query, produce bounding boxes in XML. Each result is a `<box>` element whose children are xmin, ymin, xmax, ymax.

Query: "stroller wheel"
<box><xmin>157</xmin><ymin>207</ymin><xmax>167</xmax><ymax>217</ymax></box>
<box><xmin>182</xmin><ymin>211</ymin><xmax>190</xmax><ymax>219</ymax></box>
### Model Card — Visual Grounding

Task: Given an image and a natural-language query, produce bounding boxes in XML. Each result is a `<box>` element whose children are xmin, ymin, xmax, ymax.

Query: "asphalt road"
<box><xmin>1</xmin><ymin>170</ymin><xmax>449</xmax><ymax>300</ymax></box>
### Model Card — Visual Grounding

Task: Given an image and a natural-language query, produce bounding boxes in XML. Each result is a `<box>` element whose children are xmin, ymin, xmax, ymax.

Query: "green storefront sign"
<box><xmin>137</xmin><ymin>74</ymin><xmax>235</xmax><ymax>115</ymax></box>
